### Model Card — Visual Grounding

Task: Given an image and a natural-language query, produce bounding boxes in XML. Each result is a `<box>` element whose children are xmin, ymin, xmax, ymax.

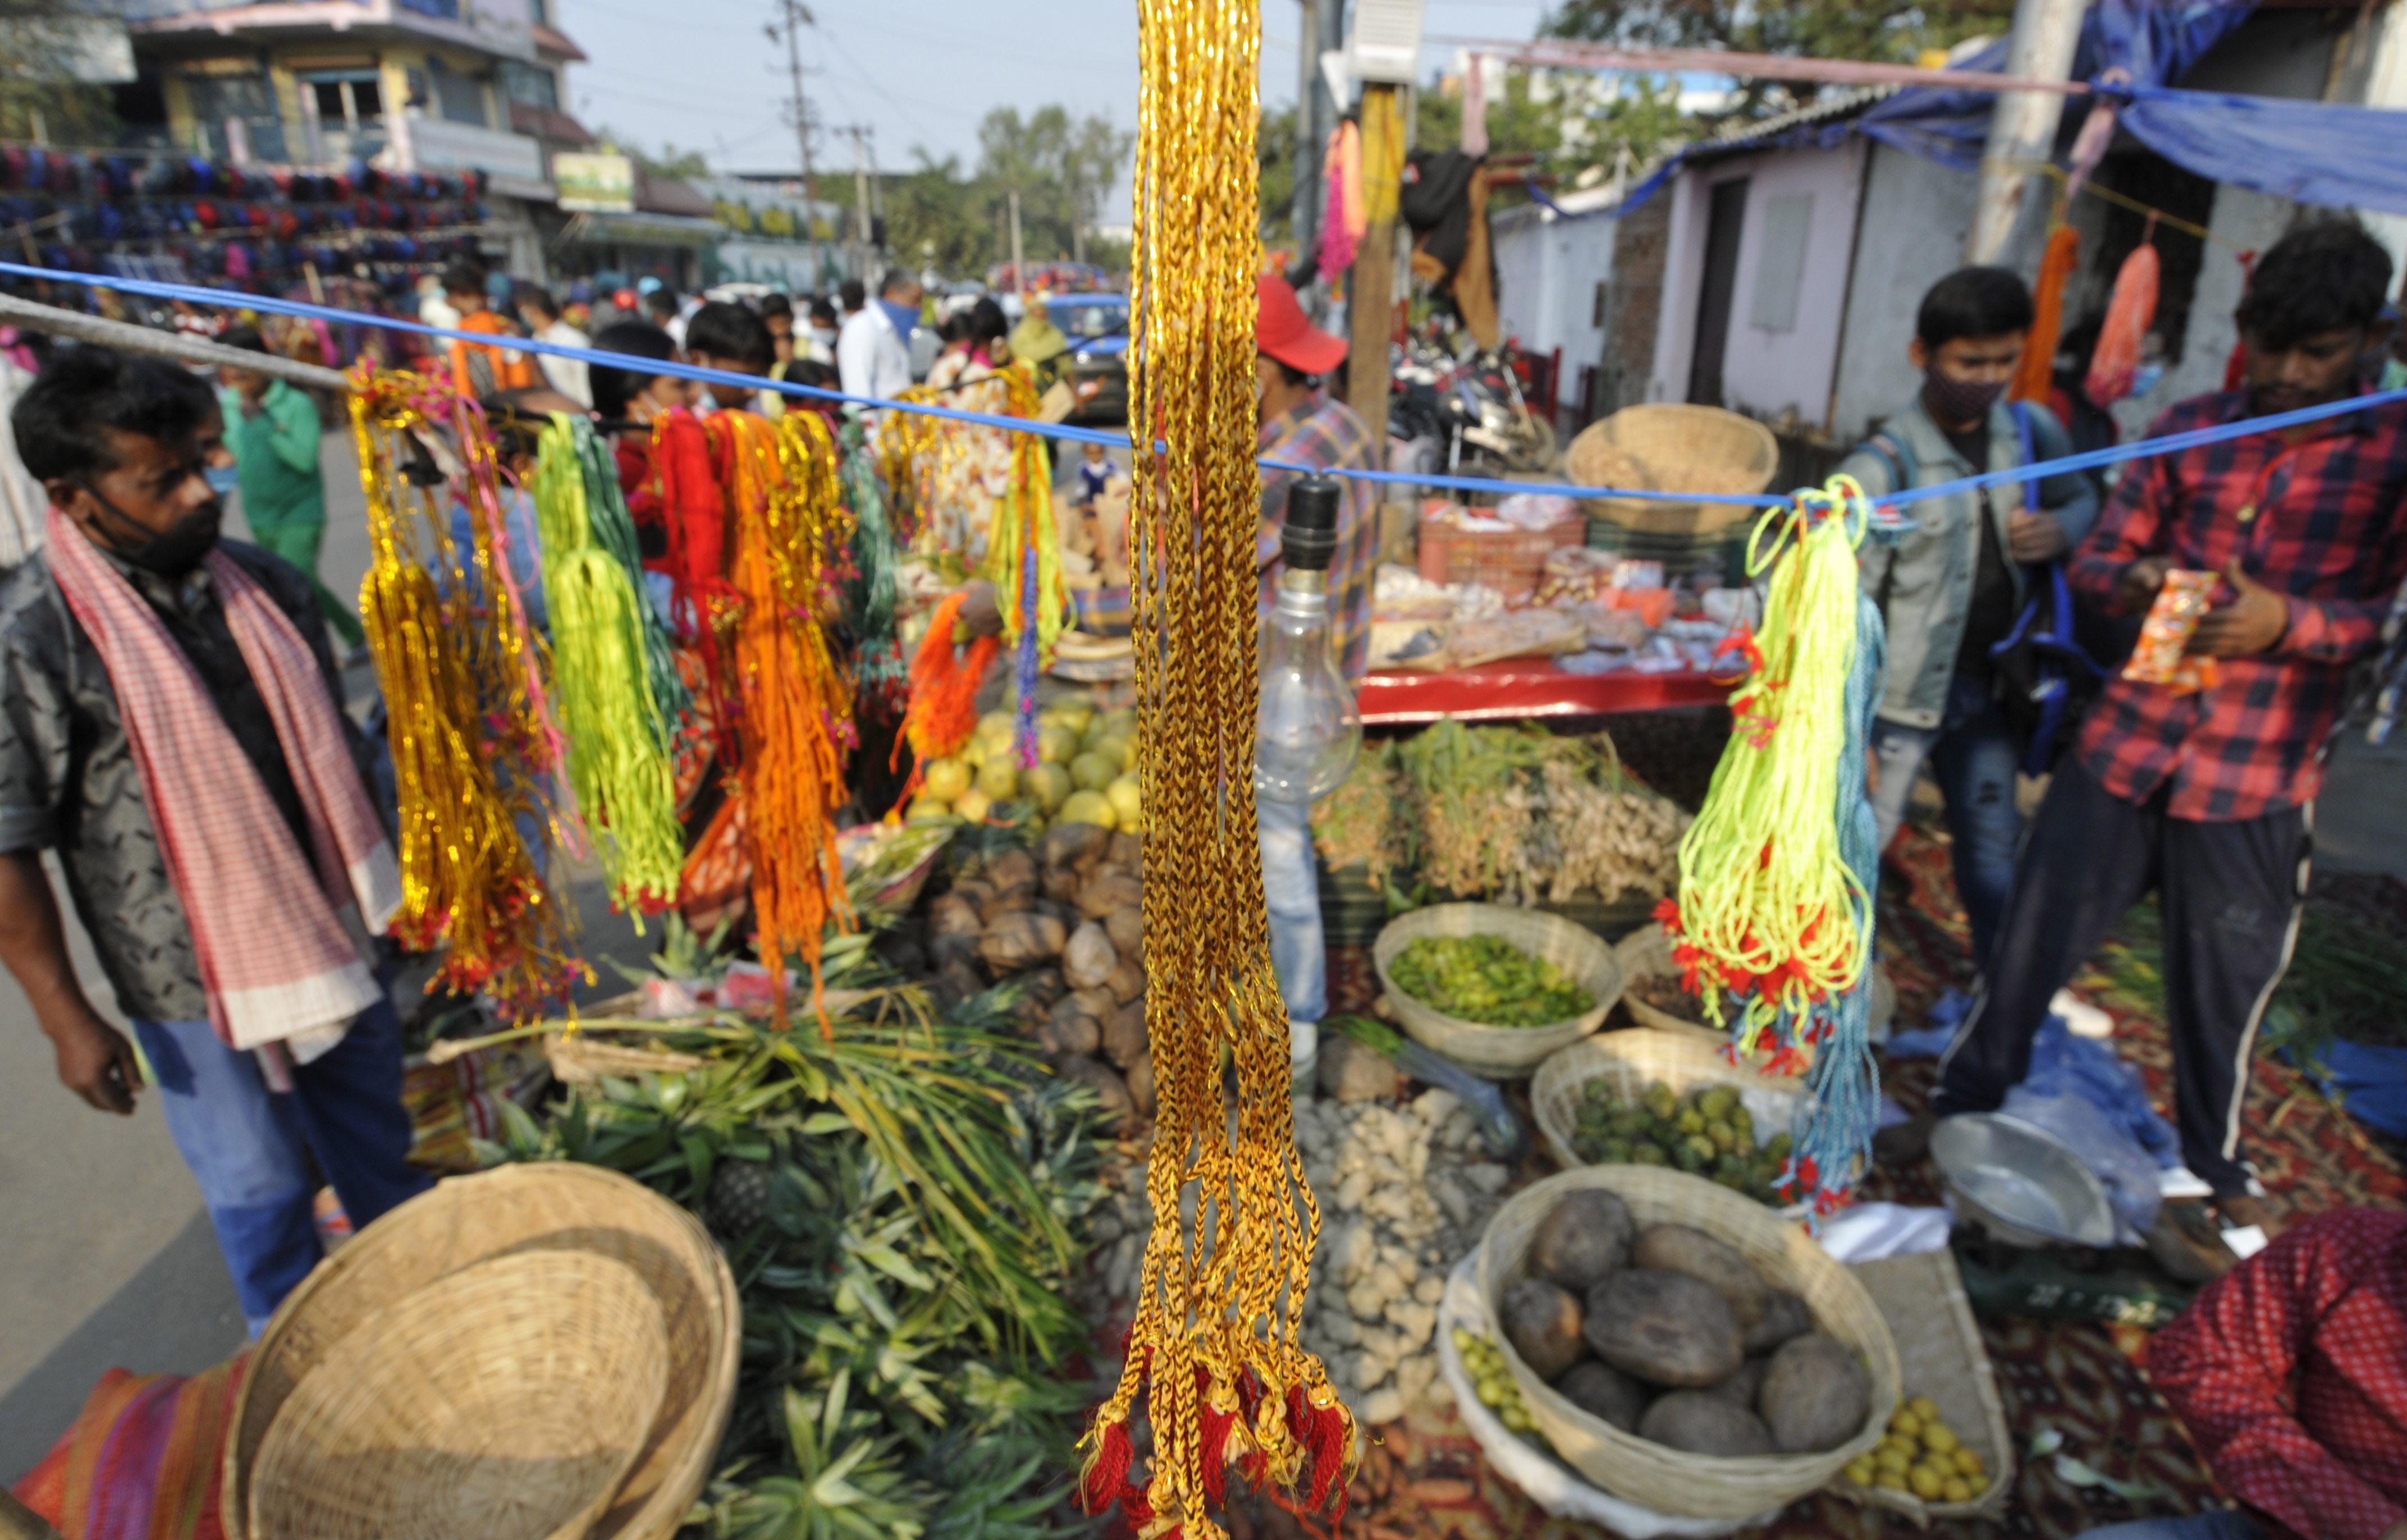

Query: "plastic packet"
<box><xmin>2122</xmin><ymin>569</ymin><xmax>2220</xmax><ymax>691</ymax></box>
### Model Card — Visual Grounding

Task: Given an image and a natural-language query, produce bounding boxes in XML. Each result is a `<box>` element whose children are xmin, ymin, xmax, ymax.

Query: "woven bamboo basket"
<box><xmin>225</xmin><ymin>1164</ymin><xmax>740</xmax><ymax>1540</ymax></box>
<box><xmin>1833</xmin><ymin>1251</ymin><xmax>2016</xmax><ymax>1525</ymax></box>
<box><xmin>251</xmin><ymin>1250</ymin><xmax>670</xmax><ymax>1540</ymax></box>
<box><xmin>1528</xmin><ymin>1030</ymin><xmax>1804</xmax><ymax>1176</ymax></box>
<box><xmin>1567</xmin><ymin>406</ymin><xmax>1781</xmax><ymax>537</ymax></box>
<box><xmin>1477</xmin><ymin>1167</ymin><xmax>1901</xmax><ymax>1518</ymax></box>
<box><xmin>1372</xmin><ymin>903</ymin><xmax>1623</xmax><ymax>1078</ymax></box>
<box><xmin>1612</xmin><ymin>924</ymin><xmax>1894</xmax><ymax>1054</ymax></box>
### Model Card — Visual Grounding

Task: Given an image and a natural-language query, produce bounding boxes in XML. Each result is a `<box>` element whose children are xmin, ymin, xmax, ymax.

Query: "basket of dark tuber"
<box><xmin>1476</xmin><ymin>1167</ymin><xmax>1900</xmax><ymax>1519</ymax></box>
<box><xmin>1529</xmin><ymin>1032</ymin><xmax>1804</xmax><ymax>1209</ymax></box>
<box><xmin>1373</xmin><ymin>904</ymin><xmax>1623</xmax><ymax>1078</ymax></box>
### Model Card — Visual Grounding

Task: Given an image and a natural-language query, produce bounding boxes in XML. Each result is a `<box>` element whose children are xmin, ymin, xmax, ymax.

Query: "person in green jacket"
<box><xmin>216</xmin><ymin>327</ymin><xmax>364</xmax><ymax>650</ymax></box>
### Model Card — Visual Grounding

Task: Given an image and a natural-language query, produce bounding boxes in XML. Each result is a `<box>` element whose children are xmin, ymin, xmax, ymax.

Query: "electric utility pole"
<box><xmin>769</xmin><ymin>0</ymin><xmax>817</xmax><ymax>201</ymax></box>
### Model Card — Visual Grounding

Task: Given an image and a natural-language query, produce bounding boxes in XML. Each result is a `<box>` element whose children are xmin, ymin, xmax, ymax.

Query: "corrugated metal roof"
<box><xmin>1686</xmin><ymin>82</ymin><xmax>1898</xmax><ymax>162</ymax></box>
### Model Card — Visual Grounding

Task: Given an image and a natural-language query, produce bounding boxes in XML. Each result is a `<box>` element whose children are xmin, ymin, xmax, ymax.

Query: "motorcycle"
<box><xmin>1389</xmin><ymin>330</ymin><xmax>1558</xmax><ymax>477</ymax></box>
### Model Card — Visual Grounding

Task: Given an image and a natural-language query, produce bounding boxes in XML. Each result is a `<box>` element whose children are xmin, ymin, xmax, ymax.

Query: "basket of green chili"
<box><xmin>1372</xmin><ymin>904</ymin><xmax>1623</xmax><ymax>1078</ymax></box>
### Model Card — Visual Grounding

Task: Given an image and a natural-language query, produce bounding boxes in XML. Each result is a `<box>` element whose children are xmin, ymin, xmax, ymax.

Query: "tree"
<box><xmin>1542</xmin><ymin>0</ymin><xmax>2015</xmax><ymax>117</ymax></box>
<box><xmin>1416</xmin><ymin>67</ymin><xmax>1688</xmax><ymax>190</ymax></box>
<box><xmin>883</xmin><ymin>150</ymin><xmax>993</xmax><ymax>278</ymax></box>
<box><xmin>1259</xmin><ymin>102</ymin><xmax>1297</xmax><ymax>246</ymax></box>
<box><xmin>593</xmin><ymin>127</ymin><xmax>713</xmax><ymax>181</ymax></box>
<box><xmin>975</xmin><ymin>105</ymin><xmax>1133</xmax><ymax>267</ymax></box>
<box><xmin>0</xmin><ymin>1</ymin><xmax>118</xmax><ymax>146</ymax></box>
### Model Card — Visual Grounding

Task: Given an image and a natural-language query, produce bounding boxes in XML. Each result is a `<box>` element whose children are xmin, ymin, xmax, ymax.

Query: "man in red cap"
<box><xmin>1253</xmin><ymin>272</ymin><xmax>1377</xmax><ymax>1090</ymax></box>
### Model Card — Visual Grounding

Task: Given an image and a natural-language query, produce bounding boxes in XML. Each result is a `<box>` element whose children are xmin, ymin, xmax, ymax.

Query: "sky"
<box><xmin>553</xmin><ymin>0</ymin><xmax>1559</xmax><ymax>221</ymax></box>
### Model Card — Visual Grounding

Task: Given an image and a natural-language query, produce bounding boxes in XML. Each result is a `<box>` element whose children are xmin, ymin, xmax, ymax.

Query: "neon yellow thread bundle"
<box><xmin>1668</xmin><ymin>478</ymin><xmax>1872</xmax><ymax>1055</ymax></box>
<box><xmin>532</xmin><ymin>418</ymin><xmax>682</xmax><ymax>914</ymax></box>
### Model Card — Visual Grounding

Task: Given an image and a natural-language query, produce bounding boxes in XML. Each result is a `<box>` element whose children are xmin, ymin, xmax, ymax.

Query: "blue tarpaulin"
<box><xmin>1621</xmin><ymin>0</ymin><xmax>2407</xmax><ymax>218</ymax></box>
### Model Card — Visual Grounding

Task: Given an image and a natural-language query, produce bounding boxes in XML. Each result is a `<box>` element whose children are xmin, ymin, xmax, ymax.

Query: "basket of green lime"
<box><xmin>1372</xmin><ymin>904</ymin><xmax>1623</xmax><ymax>1078</ymax></box>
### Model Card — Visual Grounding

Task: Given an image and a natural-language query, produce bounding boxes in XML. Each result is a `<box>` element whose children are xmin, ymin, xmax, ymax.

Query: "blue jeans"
<box><xmin>1257</xmin><ymin>795</ymin><xmax>1326</xmax><ymax>1024</ymax></box>
<box><xmin>1871</xmin><ymin>670</ymin><xmax>2024</xmax><ymax>971</ymax></box>
<box><xmin>133</xmin><ymin>997</ymin><xmax>429</xmax><ymax>1334</ymax></box>
<box><xmin>2077</xmin><ymin>1511</ymin><xmax>2260</xmax><ymax>1540</ymax></box>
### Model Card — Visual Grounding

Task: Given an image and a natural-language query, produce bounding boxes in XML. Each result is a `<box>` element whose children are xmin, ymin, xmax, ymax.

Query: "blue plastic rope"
<box><xmin>6</xmin><ymin>257</ymin><xmax>2403</xmax><ymax>515</ymax></box>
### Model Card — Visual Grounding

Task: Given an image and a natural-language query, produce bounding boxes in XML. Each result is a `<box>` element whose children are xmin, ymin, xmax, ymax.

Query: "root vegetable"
<box><xmin>1531</xmin><ymin>1190</ymin><xmax>1634</xmax><ymax>1293</ymax></box>
<box><xmin>1056</xmin><ymin>1055</ymin><xmax>1133</xmax><ymax>1131</ymax></box>
<box><xmin>1078</xmin><ymin>868</ymin><xmax>1143</xmax><ymax>919</ymax></box>
<box><xmin>1633</xmin><ymin>1225</ymin><xmax>1770</xmax><ymax>1327</ymax></box>
<box><xmin>1127</xmin><ymin>1050</ymin><xmax>1156</xmax><ymax>1117</ymax></box>
<box><xmin>981</xmin><ymin>912</ymin><xmax>1067</xmax><ymax>972</ymax></box>
<box><xmin>1744</xmin><ymin>1291</ymin><xmax>1814</xmax><ymax>1354</ymax></box>
<box><xmin>1104</xmin><ymin>999</ymin><xmax>1149</xmax><ymax>1069</ymax></box>
<box><xmin>1105</xmin><ymin>956</ymin><xmax>1147</xmax><ymax>1005</ymax></box>
<box><xmin>1758</xmin><ymin>1334</ymin><xmax>1872</xmax><ymax>1454</ymax></box>
<box><xmin>1104</xmin><ymin>904</ymin><xmax>1143</xmax><ymax>957</ymax></box>
<box><xmin>1581</xmin><ymin>1268</ymin><xmax>1743</xmax><ymax>1388</ymax></box>
<box><xmin>1556</xmin><ymin>1360</ymin><xmax>1648</xmax><ymax>1433</ymax></box>
<box><xmin>1064</xmin><ymin>922</ymin><xmax>1118</xmax><ymax>991</ymax></box>
<box><xmin>1637</xmin><ymin>1391</ymin><xmax>1774</xmax><ymax>1457</ymax></box>
<box><xmin>1498</xmin><ymin>1278</ymin><xmax>1587</xmax><ymax>1382</ymax></box>
<box><xmin>1038</xmin><ymin>996</ymin><xmax>1101</xmax><ymax>1056</ymax></box>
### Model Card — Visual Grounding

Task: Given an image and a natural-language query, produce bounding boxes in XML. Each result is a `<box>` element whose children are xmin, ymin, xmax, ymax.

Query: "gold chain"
<box><xmin>1079</xmin><ymin>0</ymin><xmax>1356</xmax><ymax>1532</ymax></box>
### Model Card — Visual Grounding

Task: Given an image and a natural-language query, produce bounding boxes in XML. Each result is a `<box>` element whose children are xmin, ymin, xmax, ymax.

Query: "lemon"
<box><xmin>1923</xmin><ymin>1422</ymin><xmax>1960</xmax><ymax>1456</ymax></box>
<box><xmin>1882</xmin><ymin>1432</ymin><xmax>1916</xmax><ymax>1459</ymax></box>
<box><xmin>1070</xmin><ymin>751</ymin><xmax>1117</xmax><ymax>792</ymax></box>
<box><xmin>1889</xmin><ymin>1409</ymin><xmax>1922</xmax><ymax>1440</ymax></box>
<box><xmin>923</xmin><ymin>757</ymin><xmax>972</xmax><ymax>803</ymax></box>
<box><xmin>1021</xmin><ymin>762</ymin><xmax>1072</xmax><ymax>813</ymax></box>
<box><xmin>1106</xmin><ymin>773</ymin><xmax>1142</xmax><ymax>826</ymax></box>
<box><xmin>1940</xmin><ymin>1477</ymin><xmax>1973</xmax><ymax>1504</ymax></box>
<box><xmin>905</xmin><ymin>795</ymin><xmax>952</xmax><ymax>823</ymax></box>
<box><xmin>1086</xmin><ymin>735</ymin><xmax>1131</xmax><ymax>771</ymax></box>
<box><xmin>976</xmin><ymin>756</ymin><xmax>1021</xmax><ymax>802</ymax></box>
<box><xmin>1875</xmin><ymin>1445</ymin><xmax>1910</xmax><ymax>1473</ymax></box>
<box><xmin>1035</xmin><ymin>724</ymin><xmax>1077</xmax><ymax>765</ymax></box>
<box><xmin>1874</xmin><ymin>1472</ymin><xmax>1908</xmax><ymax>1493</ymax></box>
<box><xmin>954</xmin><ymin>787</ymin><xmax>994</xmax><ymax>823</ymax></box>
<box><xmin>1908</xmin><ymin>1465</ymin><xmax>1944</xmax><ymax>1501</ymax></box>
<box><xmin>1953</xmin><ymin>1447</ymin><xmax>1985</xmax><ymax>1478</ymax></box>
<box><xmin>1059</xmin><ymin>790</ymin><xmax>1116</xmax><ymax>829</ymax></box>
<box><xmin>1907</xmin><ymin>1396</ymin><xmax>1940</xmax><ymax>1423</ymax></box>
<box><xmin>1846</xmin><ymin>1458</ymin><xmax>1877</xmax><ymax>1487</ymax></box>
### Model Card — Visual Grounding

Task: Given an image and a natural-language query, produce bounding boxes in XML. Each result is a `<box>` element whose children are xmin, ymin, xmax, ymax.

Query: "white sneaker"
<box><xmin>2051</xmin><ymin>989</ymin><xmax>2115</xmax><ymax>1039</ymax></box>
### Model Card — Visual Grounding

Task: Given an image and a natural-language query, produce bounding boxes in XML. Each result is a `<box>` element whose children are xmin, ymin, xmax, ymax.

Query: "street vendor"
<box><xmin>0</xmin><ymin>349</ymin><xmax>427</xmax><ymax>1333</ymax></box>
<box><xmin>1895</xmin><ymin>222</ymin><xmax>2407</xmax><ymax>1252</ymax></box>
<box><xmin>1843</xmin><ymin>265</ymin><xmax>2098</xmax><ymax>975</ymax></box>
<box><xmin>2079</xmin><ymin>1207</ymin><xmax>2407</xmax><ymax>1540</ymax></box>
<box><xmin>1253</xmin><ymin>273</ymin><xmax>1377</xmax><ymax>1070</ymax></box>
<box><xmin>440</xmin><ymin>259</ymin><xmax>540</xmax><ymax>400</ymax></box>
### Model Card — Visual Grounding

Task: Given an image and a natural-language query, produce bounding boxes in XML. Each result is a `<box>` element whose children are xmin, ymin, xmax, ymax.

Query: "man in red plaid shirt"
<box><xmin>1915</xmin><ymin>223</ymin><xmax>2406</xmax><ymax>1258</ymax></box>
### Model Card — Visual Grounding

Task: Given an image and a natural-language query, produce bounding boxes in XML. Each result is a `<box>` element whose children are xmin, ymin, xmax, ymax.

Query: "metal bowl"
<box><xmin>1929</xmin><ymin>1113</ymin><xmax>2117</xmax><ymax>1249</ymax></box>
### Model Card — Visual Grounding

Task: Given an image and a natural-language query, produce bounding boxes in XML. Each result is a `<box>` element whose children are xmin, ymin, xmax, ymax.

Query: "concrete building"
<box><xmin>106</xmin><ymin>0</ymin><xmax>600</xmax><ymax>279</ymax></box>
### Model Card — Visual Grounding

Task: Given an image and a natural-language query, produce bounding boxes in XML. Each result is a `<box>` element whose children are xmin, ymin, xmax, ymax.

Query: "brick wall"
<box><xmin>1596</xmin><ymin>192</ymin><xmax>1669</xmax><ymax>417</ymax></box>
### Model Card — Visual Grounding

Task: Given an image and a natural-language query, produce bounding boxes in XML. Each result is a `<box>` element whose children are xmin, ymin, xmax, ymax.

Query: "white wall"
<box><xmin>1827</xmin><ymin>144</ymin><xmax>1984</xmax><ymax>443</ymax></box>
<box><xmin>1645</xmin><ymin>140</ymin><xmax>1872</xmax><ymax>430</ymax></box>
<box><xmin>1715</xmin><ymin>140</ymin><xmax>1866</xmax><ymax>430</ymax></box>
<box><xmin>1491</xmin><ymin>204</ymin><xmax>1618</xmax><ymax>409</ymax></box>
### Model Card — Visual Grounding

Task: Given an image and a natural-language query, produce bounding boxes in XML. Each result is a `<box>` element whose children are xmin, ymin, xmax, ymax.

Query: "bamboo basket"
<box><xmin>1373</xmin><ymin>903</ymin><xmax>1623</xmax><ymax>1078</ymax></box>
<box><xmin>225</xmin><ymin>1164</ymin><xmax>740</xmax><ymax>1540</ymax></box>
<box><xmin>1528</xmin><ymin>1030</ymin><xmax>1804</xmax><ymax>1177</ymax></box>
<box><xmin>1477</xmin><ymin>1167</ymin><xmax>1901</xmax><ymax>1519</ymax></box>
<box><xmin>1613</xmin><ymin>924</ymin><xmax>1895</xmax><ymax>1053</ymax></box>
<box><xmin>1833</xmin><ymin>1251</ymin><xmax>2016</xmax><ymax>1525</ymax></box>
<box><xmin>1567</xmin><ymin>406</ymin><xmax>1781</xmax><ymax>537</ymax></box>
<box><xmin>250</xmin><ymin>1250</ymin><xmax>670</xmax><ymax>1540</ymax></box>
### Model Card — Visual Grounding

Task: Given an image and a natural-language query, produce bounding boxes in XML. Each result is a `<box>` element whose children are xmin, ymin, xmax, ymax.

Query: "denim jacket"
<box><xmin>1843</xmin><ymin>395</ymin><xmax>2099</xmax><ymax>730</ymax></box>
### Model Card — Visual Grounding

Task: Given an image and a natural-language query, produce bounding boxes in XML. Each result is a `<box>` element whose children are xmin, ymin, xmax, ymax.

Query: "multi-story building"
<box><xmin>104</xmin><ymin>0</ymin><xmax>600</xmax><ymax>279</ymax></box>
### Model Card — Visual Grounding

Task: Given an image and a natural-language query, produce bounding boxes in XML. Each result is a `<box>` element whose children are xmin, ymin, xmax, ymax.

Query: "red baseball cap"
<box><xmin>1257</xmin><ymin>274</ymin><xmax>1348</xmax><ymax>376</ymax></box>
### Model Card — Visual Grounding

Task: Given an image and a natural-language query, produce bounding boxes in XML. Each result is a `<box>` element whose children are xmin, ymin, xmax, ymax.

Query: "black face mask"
<box><xmin>78</xmin><ymin>481</ymin><xmax>223</xmax><ymax>576</ymax></box>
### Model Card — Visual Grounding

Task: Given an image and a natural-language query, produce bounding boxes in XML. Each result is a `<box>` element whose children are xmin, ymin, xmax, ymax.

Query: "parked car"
<box><xmin>1038</xmin><ymin>291</ymin><xmax>1129</xmax><ymax>427</ymax></box>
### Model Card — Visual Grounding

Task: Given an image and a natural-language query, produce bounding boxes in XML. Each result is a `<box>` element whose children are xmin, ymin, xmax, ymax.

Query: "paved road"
<box><xmin>4</xmin><ymin>427</ymin><xmax>2403</xmax><ymax>1481</ymax></box>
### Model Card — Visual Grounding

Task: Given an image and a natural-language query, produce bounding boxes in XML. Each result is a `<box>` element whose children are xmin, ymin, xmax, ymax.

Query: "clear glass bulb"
<box><xmin>1254</xmin><ymin>571</ymin><xmax>1362</xmax><ymax>805</ymax></box>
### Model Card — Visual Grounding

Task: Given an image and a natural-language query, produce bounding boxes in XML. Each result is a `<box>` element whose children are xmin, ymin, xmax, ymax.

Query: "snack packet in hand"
<box><xmin>2124</xmin><ymin>569</ymin><xmax>2222</xmax><ymax>694</ymax></box>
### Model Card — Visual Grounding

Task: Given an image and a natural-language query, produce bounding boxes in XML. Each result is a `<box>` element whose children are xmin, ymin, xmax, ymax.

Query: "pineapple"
<box><xmin>708</xmin><ymin>1159</ymin><xmax>774</xmax><ymax>1234</ymax></box>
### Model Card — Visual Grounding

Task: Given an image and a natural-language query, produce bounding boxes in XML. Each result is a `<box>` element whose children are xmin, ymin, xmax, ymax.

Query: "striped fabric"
<box><xmin>43</xmin><ymin>512</ymin><xmax>400</xmax><ymax>1056</ymax></box>
<box><xmin>8</xmin><ymin>1359</ymin><xmax>246</xmax><ymax>1540</ymax></box>
<box><xmin>2068</xmin><ymin>389</ymin><xmax>2407</xmax><ymax>821</ymax></box>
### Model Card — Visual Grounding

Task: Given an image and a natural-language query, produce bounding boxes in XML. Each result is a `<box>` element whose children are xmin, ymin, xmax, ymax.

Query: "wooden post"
<box><xmin>1347</xmin><ymin>81</ymin><xmax>1402</xmax><ymax>447</ymax></box>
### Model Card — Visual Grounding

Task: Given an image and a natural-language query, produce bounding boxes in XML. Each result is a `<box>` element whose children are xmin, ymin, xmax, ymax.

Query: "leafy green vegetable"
<box><xmin>1389</xmin><ymin>933</ymin><xmax>1595</xmax><ymax>1026</ymax></box>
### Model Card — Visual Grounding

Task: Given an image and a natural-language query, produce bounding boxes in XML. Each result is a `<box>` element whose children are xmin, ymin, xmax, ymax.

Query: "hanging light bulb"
<box><xmin>1255</xmin><ymin>475</ymin><xmax>1363</xmax><ymax>805</ymax></box>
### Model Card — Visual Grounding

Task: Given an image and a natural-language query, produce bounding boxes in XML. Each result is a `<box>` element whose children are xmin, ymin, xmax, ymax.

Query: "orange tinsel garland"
<box><xmin>891</xmin><ymin>589</ymin><xmax>999</xmax><ymax>806</ymax></box>
<box><xmin>716</xmin><ymin>407</ymin><xmax>857</xmax><ymax>1032</ymax></box>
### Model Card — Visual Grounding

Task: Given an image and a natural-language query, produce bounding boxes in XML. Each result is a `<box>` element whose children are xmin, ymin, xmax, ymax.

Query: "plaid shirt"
<box><xmin>1259</xmin><ymin>392</ymin><xmax>1380</xmax><ymax>681</ymax></box>
<box><xmin>2067</xmin><ymin>389</ymin><xmax>2407</xmax><ymax>821</ymax></box>
<box><xmin>2147</xmin><ymin>1208</ymin><xmax>2407</xmax><ymax>1540</ymax></box>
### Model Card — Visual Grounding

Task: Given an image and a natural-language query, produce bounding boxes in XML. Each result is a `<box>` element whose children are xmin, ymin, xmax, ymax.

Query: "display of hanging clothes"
<box><xmin>1318</xmin><ymin>120</ymin><xmax>1362</xmax><ymax>276</ymax></box>
<box><xmin>350</xmin><ymin>366</ymin><xmax>582</xmax><ymax>1019</ymax></box>
<box><xmin>2088</xmin><ymin>224</ymin><xmax>2162</xmax><ymax>405</ymax></box>
<box><xmin>2014</xmin><ymin>223</ymin><xmax>2080</xmax><ymax>405</ymax></box>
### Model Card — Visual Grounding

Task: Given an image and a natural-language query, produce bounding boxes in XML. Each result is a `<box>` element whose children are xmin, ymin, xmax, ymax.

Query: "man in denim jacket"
<box><xmin>1842</xmin><ymin>267</ymin><xmax>2099</xmax><ymax>973</ymax></box>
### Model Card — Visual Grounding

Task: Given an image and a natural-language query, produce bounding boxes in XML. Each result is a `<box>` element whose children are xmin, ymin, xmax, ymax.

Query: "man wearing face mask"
<box><xmin>1893</xmin><ymin>223</ymin><xmax>2407</xmax><ymax>1266</ymax></box>
<box><xmin>0</xmin><ymin>348</ymin><xmax>427</xmax><ymax>1333</ymax></box>
<box><xmin>1843</xmin><ymin>267</ymin><xmax>2099</xmax><ymax>974</ymax></box>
